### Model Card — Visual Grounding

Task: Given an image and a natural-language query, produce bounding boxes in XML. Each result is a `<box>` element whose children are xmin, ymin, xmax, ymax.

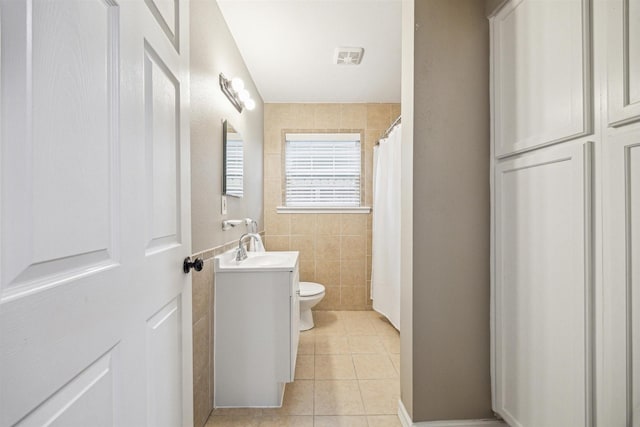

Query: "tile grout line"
<box><xmin>312</xmin><ymin>338</ymin><xmax>316</xmax><ymax>422</ymax></box>
<box><xmin>311</xmin><ymin>365</ymin><xmax>316</xmax><ymax>427</ymax></box>
<box><xmin>351</xmin><ymin>334</ymin><xmax>370</xmax><ymax>425</ymax></box>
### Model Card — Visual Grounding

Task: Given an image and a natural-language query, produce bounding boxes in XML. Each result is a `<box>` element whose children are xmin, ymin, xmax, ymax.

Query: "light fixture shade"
<box><xmin>220</xmin><ymin>73</ymin><xmax>254</xmax><ymax>113</ymax></box>
<box><xmin>238</xmin><ymin>89</ymin><xmax>250</xmax><ymax>102</ymax></box>
<box><xmin>231</xmin><ymin>77</ymin><xmax>244</xmax><ymax>92</ymax></box>
<box><xmin>244</xmin><ymin>98</ymin><xmax>256</xmax><ymax>111</ymax></box>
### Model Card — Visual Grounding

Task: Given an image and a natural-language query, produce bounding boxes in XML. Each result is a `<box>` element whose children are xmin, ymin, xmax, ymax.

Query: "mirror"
<box><xmin>223</xmin><ymin>120</ymin><xmax>244</xmax><ymax>197</ymax></box>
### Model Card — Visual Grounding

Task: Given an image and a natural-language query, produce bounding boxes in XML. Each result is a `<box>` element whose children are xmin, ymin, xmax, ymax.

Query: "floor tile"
<box><xmin>358</xmin><ymin>379</ymin><xmax>400</xmax><ymax>415</ymax></box>
<box><xmin>205</xmin><ymin>415</ymin><xmax>259</xmax><ymax>426</ymax></box>
<box><xmin>379</xmin><ymin>333</ymin><xmax>400</xmax><ymax>354</ymax></box>
<box><xmin>295</xmin><ymin>355</ymin><xmax>314</xmax><ymax>380</ymax></box>
<box><xmin>314</xmin><ymin>380</ymin><xmax>365</xmax><ymax>415</ymax></box>
<box><xmin>315</xmin><ymin>335</ymin><xmax>350</xmax><ymax>354</ymax></box>
<box><xmin>210</xmin><ymin>408</ymin><xmax>263</xmax><ymax>417</ymax></box>
<box><xmin>370</xmin><ymin>317</ymin><xmax>399</xmax><ymax>336</ymax></box>
<box><xmin>314</xmin><ymin>311</ymin><xmax>341</xmax><ymax>325</ymax></box>
<box><xmin>339</xmin><ymin>311</ymin><xmax>379</xmax><ymax>321</ymax></box>
<box><xmin>315</xmin><ymin>355</ymin><xmax>356</xmax><ymax>380</ymax></box>
<box><xmin>352</xmin><ymin>354</ymin><xmax>397</xmax><ymax>379</ymax></box>
<box><xmin>257</xmin><ymin>415</ymin><xmax>313</xmax><ymax>426</ymax></box>
<box><xmin>314</xmin><ymin>321</ymin><xmax>347</xmax><ymax>336</ymax></box>
<box><xmin>389</xmin><ymin>353</ymin><xmax>400</xmax><ymax>374</ymax></box>
<box><xmin>344</xmin><ymin>319</ymin><xmax>376</xmax><ymax>335</ymax></box>
<box><xmin>347</xmin><ymin>335</ymin><xmax>385</xmax><ymax>354</ymax></box>
<box><xmin>314</xmin><ymin>311</ymin><xmax>346</xmax><ymax>335</ymax></box>
<box><xmin>263</xmin><ymin>380</ymin><xmax>314</xmax><ymax>416</ymax></box>
<box><xmin>313</xmin><ymin>415</ymin><xmax>368</xmax><ymax>427</ymax></box>
<box><xmin>367</xmin><ymin>415</ymin><xmax>402</xmax><ymax>427</ymax></box>
<box><xmin>298</xmin><ymin>333</ymin><xmax>315</xmax><ymax>355</ymax></box>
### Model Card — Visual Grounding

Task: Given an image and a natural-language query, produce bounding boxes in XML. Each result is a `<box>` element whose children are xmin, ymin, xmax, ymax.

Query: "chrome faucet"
<box><xmin>235</xmin><ymin>233</ymin><xmax>261</xmax><ymax>262</ymax></box>
<box><xmin>245</xmin><ymin>218</ymin><xmax>258</xmax><ymax>234</ymax></box>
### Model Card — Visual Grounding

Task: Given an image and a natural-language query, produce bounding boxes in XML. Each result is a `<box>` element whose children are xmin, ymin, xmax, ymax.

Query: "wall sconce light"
<box><xmin>219</xmin><ymin>73</ymin><xmax>256</xmax><ymax>113</ymax></box>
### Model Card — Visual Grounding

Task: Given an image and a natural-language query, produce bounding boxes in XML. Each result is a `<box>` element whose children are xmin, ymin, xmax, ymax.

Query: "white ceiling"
<box><xmin>216</xmin><ymin>0</ymin><xmax>401</xmax><ymax>103</ymax></box>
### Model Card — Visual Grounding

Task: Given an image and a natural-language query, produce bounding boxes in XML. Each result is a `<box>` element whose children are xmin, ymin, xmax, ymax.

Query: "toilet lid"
<box><xmin>299</xmin><ymin>281</ymin><xmax>325</xmax><ymax>297</ymax></box>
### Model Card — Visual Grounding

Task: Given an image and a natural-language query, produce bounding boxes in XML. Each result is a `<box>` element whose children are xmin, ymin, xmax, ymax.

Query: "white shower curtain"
<box><xmin>371</xmin><ymin>124</ymin><xmax>401</xmax><ymax>330</ymax></box>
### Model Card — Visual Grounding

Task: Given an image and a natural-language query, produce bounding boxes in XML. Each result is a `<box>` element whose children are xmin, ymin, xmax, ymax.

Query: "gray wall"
<box><xmin>190</xmin><ymin>0</ymin><xmax>264</xmax><ymax>254</ymax></box>
<box><xmin>485</xmin><ymin>0</ymin><xmax>508</xmax><ymax>17</ymax></box>
<box><xmin>401</xmin><ymin>0</ymin><xmax>492</xmax><ymax>421</ymax></box>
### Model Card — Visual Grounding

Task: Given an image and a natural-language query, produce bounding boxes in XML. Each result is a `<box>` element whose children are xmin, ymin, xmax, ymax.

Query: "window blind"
<box><xmin>225</xmin><ymin>138</ymin><xmax>243</xmax><ymax>196</ymax></box>
<box><xmin>285</xmin><ymin>133</ymin><xmax>361</xmax><ymax>207</ymax></box>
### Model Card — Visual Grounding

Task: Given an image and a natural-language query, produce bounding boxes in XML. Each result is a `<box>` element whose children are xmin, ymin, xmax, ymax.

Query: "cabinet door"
<box><xmin>492</xmin><ymin>0</ymin><xmax>592</xmax><ymax>157</ymax></box>
<box><xmin>607</xmin><ymin>0</ymin><xmax>640</xmax><ymax>127</ymax></box>
<box><xmin>290</xmin><ymin>267</ymin><xmax>300</xmax><ymax>381</ymax></box>
<box><xmin>494</xmin><ymin>142</ymin><xmax>594</xmax><ymax>427</ymax></box>
<box><xmin>602</xmin><ymin>129</ymin><xmax>640</xmax><ymax>426</ymax></box>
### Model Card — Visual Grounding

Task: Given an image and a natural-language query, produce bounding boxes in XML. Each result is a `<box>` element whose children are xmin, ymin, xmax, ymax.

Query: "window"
<box><xmin>284</xmin><ymin>133</ymin><xmax>362</xmax><ymax>208</ymax></box>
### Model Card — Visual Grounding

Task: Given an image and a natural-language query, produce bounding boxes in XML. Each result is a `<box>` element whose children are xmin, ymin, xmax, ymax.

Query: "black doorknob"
<box><xmin>183</xmin><ymin>257</ymin><xmax>204</xmax><ymax>274</ymax></box>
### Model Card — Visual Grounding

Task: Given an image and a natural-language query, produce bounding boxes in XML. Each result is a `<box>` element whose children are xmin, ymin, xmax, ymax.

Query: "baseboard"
<box><xmin>397</xmin><ymin>400</ymin><xmax>412</xmax><ymax>426</ymax></box>
<box><xmin>398</xmin><ymin>400</ymin><xmax>508</xmax><ymax>427</ymax></box>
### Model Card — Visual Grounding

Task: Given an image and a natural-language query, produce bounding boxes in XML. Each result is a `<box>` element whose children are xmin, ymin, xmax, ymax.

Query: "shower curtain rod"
<box><xmin>376</xmin><ymin>115</ymin><xmax>401</xmax><ymax>145</ymax></box>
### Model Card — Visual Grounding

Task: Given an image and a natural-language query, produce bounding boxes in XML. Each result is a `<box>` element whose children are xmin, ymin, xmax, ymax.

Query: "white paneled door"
<box><xmin>0</xmin><ymin>1</ymin><xmax>192</xmax><ymax>426</ymax></box>
<box><xmin>494</xmin><ymin>142</ymin><xmax>594</xmax><ymax>427</ymax></box>
<box><xmin>602</xmin><ymin>0</ymin><xmax>640</xmax><ymax>425</ymax></box>
<box><xmin>491</xmin><ymin>0</ymin><xmax>596</xmax><ymax>426</ymax></box>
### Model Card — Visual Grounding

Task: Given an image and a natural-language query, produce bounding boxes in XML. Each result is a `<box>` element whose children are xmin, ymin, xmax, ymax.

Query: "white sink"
<box><xmin>241</xmin><ymin>253</ymin><xmax>290</xmax><ymax>267</ymax></box>
<box><xmin>214</xmin><ymin>251</ymin><xmax>299</xmax><ymax>272</ymax></box>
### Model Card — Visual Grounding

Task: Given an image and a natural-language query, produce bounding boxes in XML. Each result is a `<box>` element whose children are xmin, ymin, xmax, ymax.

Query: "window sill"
<box><xmin>276</xmin><ymin>206</ymin><xmax>372</xmax><ymax>214</ymax></box>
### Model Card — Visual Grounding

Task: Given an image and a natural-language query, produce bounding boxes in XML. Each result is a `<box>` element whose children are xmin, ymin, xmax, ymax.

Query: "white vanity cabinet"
<box><xmin>213</xmin><ymin>251</ymin><xmax>300</xmax><ymax>408</ymax></box>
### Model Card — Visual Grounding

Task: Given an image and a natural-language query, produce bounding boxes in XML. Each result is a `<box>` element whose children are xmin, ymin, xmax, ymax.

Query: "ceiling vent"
<box><xmin>334</xmin><ymin>47</ymin><xmax>364</xmax><ymax>65</ymax></box>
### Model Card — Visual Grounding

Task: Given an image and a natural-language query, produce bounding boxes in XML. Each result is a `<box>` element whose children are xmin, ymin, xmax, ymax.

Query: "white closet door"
<box><xmin>494</xmin><ymin>142</ymin><xmax>594</xmax><ymax>427</ymax></box>
<box><xmin>0</xmin><ymin>1</ymin><xmax>193</xmax><ymax>426</ymax></box>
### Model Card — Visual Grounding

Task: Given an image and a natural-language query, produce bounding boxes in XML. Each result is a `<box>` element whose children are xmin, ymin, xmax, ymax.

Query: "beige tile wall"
<box><xmin>263</xmin><ymin>103</ymin><xmax>400</xmax><ymax>311</ymax></box>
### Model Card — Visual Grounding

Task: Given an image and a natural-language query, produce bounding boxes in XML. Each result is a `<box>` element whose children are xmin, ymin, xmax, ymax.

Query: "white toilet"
<box><xmin>298</xmin><ymin>281</ymin><xmax>325</xmax><ymax>331</ymax></box>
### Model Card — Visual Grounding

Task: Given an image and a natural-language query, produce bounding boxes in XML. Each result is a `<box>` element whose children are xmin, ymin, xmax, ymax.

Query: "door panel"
<box><xmin>631</xmin><ymin>1</ymin><xmax>640</xmax><ymax>105</ymax></box>
<box><xmin>492</xmin><ymin>0</ymin><xmax>592</xmax><ymax>157</ymax></box>
<box><xmin>1</xmin><ymin>0</ymin><xmax>118</xmax><ymax>301</ymax></box>
<box><xmin>633</xmin><ymin>144</ymin><xmax>640</xmax><ymax>427</ymax></box>
<box><xmin>602</xmin><ymin>130</ymin><xmax>640</xmax><ymax>426</ymax></box>
<box><xmin>31</xmin><ymin>0</ymin><xmax>114</xmax><ymax>264</ymax></box>
<box><xmin>494</xmin><ymin>142</ymin><xmax>594</xmax><ymax>427</ymax></box>
<box><xmin>144</xmin><ymin>42</ymin><xmax>181</xmax><ymax>254</ymax></box>
<box><xmin>147</xmin><ymin>298</ymin><xmax>183</xmax><ymax>427</ymax></box>
<box><xmin>16</xmin><ymin>350</ymin><xmax>115</xmax><ymax>427</ymax></box>
<box><xmin>144</xmin><ymin>0</ymin><xmax>179</xmax><ymax>51</ymax></box>
<box><xmin>608</xmin><ymin>0</ymin><xmax>640</xmax><ymax>126</ymax></box>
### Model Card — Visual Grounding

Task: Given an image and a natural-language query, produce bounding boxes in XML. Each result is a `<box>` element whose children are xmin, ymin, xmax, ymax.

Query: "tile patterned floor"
<box><xmin>206</xmin><ymin>310</ymin><xmax>402</xmax><ymax>427</ymax></box>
